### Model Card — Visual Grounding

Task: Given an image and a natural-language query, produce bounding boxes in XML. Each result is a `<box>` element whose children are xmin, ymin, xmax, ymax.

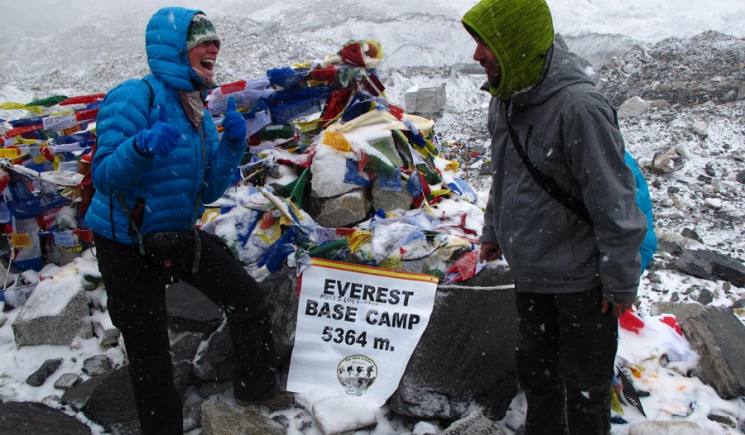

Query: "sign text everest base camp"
<box><xmin>287</xmin><ymin>258</ymin><xmax>438</xmax><ymax>406</ymax></box>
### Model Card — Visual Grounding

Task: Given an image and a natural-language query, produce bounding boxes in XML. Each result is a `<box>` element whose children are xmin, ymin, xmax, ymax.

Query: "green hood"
<box><xmin>462</xmin><ymin>0</ymin><xmax>554</xmax><ymax>99</ymax></box>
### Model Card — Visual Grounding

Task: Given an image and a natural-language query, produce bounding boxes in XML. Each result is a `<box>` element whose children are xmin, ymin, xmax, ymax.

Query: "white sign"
<box><xmin>287</xmin><ymin>258</ymin><xmax>438</xmax><ymax>406</ymax></box>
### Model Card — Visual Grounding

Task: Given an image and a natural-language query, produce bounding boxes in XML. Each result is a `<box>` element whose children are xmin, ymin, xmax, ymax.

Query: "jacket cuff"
<box><xmin>603</xmin><ymin>288</ymin><xmax>638</xmax><ymax>305</ymax></box>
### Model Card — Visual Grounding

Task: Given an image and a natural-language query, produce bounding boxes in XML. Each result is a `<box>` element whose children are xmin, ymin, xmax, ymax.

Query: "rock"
<box><xmin>193</xmin><ymin>321</ymin><xmax>236</xmax><ymax>382</ymax></box>
<box><xmin>99</xmin><ymin>328</ymin><xmax>120</xmax><ymax>349</ymax></box>
<box><xmin>691</xmin><ymin>119</ymin><xmax>708</xmax><ymax>137</ymax></box>
<box><xmin>262</xmin><ymin>265</ymin><xmax>518</xmax><ymax>421</ymax></box>
<box><xmin>61</xmin><ymin>371</ymin><xmax>109</xmax><ymax>411</ymax></box>
<box><xmin>11</xmin><ymin>286</ymin><xmax>90</xmax><ymax>347</ymax></box>
<box><xmin>54</xmin><ymin>373</ymin><xmax>82</xmax><ymax>390</ymax></box>
<box><xmin>704</xmin><ymin>162</ymin><xmax>717</xmax><ymax>177</ymax></box>
<box><xmin>310</xmin><ymin>143</ymin><xmax>362</xmax><ymax>198</ymax></box>
<box><xmin>171</xmin><ymin>331</ymin><xmax>204</xmax><ymax>363</ymax></box>
<box><xmin>371</xmin><ymin>177</ymin><xmax>412</xmax><ymax>213</ymax></box>
<box><xmin>442</xmin><ymin>410</ymin><xmax>507</xmax><ymax>435</ymax></box>
<box><xmin>200</xmin><ymin>398</ymin><xmax>285</xmax><ymax>435</ymax></box>
<box><xmin>413</xmin><ymin>421</ymin><xmax>441</xmax><ymax>435</ymax></box>
<box><xmin>405</xmin><ymin>84</ymin><xmax>447</xmax><ymax>118</ymax></box>
<box><xmin>196</xmin><ymin>381</ymin><xmax>231</xmax><ymax>398</ymax></box>
<box><xmin>674</xmin><ymin>249</ymin><xmax>745</xmax><ymax>287</ymax></box>
<box><xmin>651</xmin><ymin>146</ymin><xmax>685</xmax><ymax>174</ymax></box>
<box><xmin>81</xmin><ymin>367</ymin><xmax>140</xmax><ymax>435</ymax></box>
<box><xmin>732</xmin><ymin>298</ymin><xmax>745</xmax><ymax>309</ymax></box>
<box><xmin>629</xmin><ymin>420</ymin><xmax>706</xmax><ymax>434</ymax></box>
<box><xmin>736</xmin><ymin>170</ymin><xmax>745</xmax><ymax>184</ymax></box>
<box><xmin>25</xmin><ymin>358</ymin><xmax>63</xmax><ymax>387</ymax></box>
<box><xmin>261</xmin><ymin>266</ymin><xmax>300</xmax><ymax>365</ymax></box>
<box><xmin>737</xmin><ymin>81</ymin><xmax>745</xmax><ymax>101</ymax></box>
<box><xmin>0</xmin><ymin>401</ymin><xmax>91</xmax><ymax>435</ymax></box>
<box><xmin>704</xmin><ymin>198</ymin><xmax>722</xmax><ymax>209</ymax></box>
<box><xmin>310</xmin><ymin>188</ymin><xmax>370</xmax><ymax>228</ymax></box>
<box><xmin>390</xmin><ymin>267</ymin><xmax>518</xmax><ymax>420</ymax></box>
<box><xmin>617</xmin><ymin>96</ymin><xmax>650</xmax><ymax>118</ymax></box>
<box><xmin>182</xmin><ymin>390</ymin><xmax>204</xmax><ymax>433</ymax></box>
<box><xmin>657</xmin><ymin>230</ymin><xmax>690</xmax><ymax>255</ymax></box>
<box><xmin>166</xmin><ymin>281</ymin><xmax>222</xmax><ymax>333</ymax></box>
<box><xmin>82</xmin><ymin>354</ymin><xmax>113</xmax><ymax>377</ymax></box>
<box><xmin>680</xmin><ymin>228</ymin><xmax>703</xmax><ymax>243</ymax></box>
<box><xmin>707</xmin><ymin>412</ymin><xmax>738</xmax><ymax>428</ymax></box>
<box><xmin>663</xmin><ymin>304</ymin><xmax>745</xmax><ymax>399</ymax></box>
<box><xmin>696</xmin><ymin>288</ymin><xmax>714</xmax><ymax>305</ymax></box>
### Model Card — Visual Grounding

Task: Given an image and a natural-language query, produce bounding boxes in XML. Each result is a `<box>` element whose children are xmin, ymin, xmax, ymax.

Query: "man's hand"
<box><xmin>479</xmin><ymin>241</ymin><xmax>502</xmax><ymax>262</ymax></box>
<box><xmin>601</xmin><ymin>295</ymin><xmax>633</xmax><ymax>318</ymax></box>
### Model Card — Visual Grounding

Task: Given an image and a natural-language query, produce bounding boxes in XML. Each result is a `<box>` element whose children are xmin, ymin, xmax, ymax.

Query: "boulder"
<box><xmin>389</xmin><ymin>267</ymin><xmax>518</xmax><ymax>420</ymax></box>
<box><xmin>193</xmin><ymin>321</ymin><xmax>236</xmax><ymax>382</ymax></box>
<box><xmin>100</xmin><ymin>328</ymin><xmax>121</xmax><ymax>349</ymax></box>
<box><xmin>11</xmin><ymin>285</ymin><xmax>90</xmax><ymax>347</ymax></box>
<box><xmin>651</xmin><ymin>146</ymin><xmax>686</xmax><ymax>174</ymax></box>
<box><xmin>261</xmin><ymin>266</ymin><xmax>299</xmax><ymax>365</ymax></box>
<box><xmin>171</xmin><ymin>331</ymin><xmax>205</xmax><ymax>363</ymax></box>
<box><xmin>166</xmin><ymin>281</ymin><xmax>222</xmax><ymax>333</ymax></box>
<box><xmin>617</xmin><ymin>96</ymin><xmax>650</xmax><ymax>118</ymax></box>
<box><xmin>657</xmin><ymin>303</ymin><xmax>745</xmax><ymax>399</ymax></box>
<box><xmin>26</xmin><ymin>358</ymin><xmax>63</xmax><ymax>387</ymax></box>
<box><xmin>200</xmin><ymin>398</ymin><xmax>285</xmax><ymax>435</ymax></box>
<box><xmin>628</xmin><ymin>420</ymin><xmax>706</xmax><ymax>435</ymax></box>
<box><xmin>674</xmin><ymin>249</ymin><xmax>745</xmax><ymax>287</ymax></box>
<box><xmin>81</xmin><ymin>367</ymin><xmax>139</xmax><ymax>435</ymax></box>
<box><xmin>442</xmin><ymin>410</ymin><xmax>507</xmax><ymax>435</ymax></box>
<box><xmin>0</xmin><ymin>401</ymin><xmax>91</xmax><ymax>435</ymax></box>
<box><xmin>371</xmin><ymin>177</ymin><xmax>413</xmax><ymax>213</ymax></box>
<box><xmin>82</xmin><ymin>354</ymin><xmax>113</xmax><ymax>377</ymax></box>
<box><xmin>405</xmin><ymin>84</ymin><xmax>447</xmax><ymax>118</ymax></box>
<box><xmin>261</xmin><ymin>265</ymin><xmax>517</xmax><ymax>420</ymax></box>
<box><xmin>54</xmin><ymin>373</ymin><xmax>82</xmax><ymax>390</ymax></box>
<box><xmin>309</xmin><ymin>188</ymin><xmax>370</xmax><ymax>228</ymax></box>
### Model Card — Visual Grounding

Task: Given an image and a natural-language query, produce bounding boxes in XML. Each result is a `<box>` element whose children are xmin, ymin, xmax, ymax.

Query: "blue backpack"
<box><xmin>624</xmin><ymin>151</ymin><xmax>657</xmax><ymax>272</ymax></box>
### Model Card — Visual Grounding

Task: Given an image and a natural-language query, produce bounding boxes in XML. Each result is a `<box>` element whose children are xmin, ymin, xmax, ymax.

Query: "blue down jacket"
<box><xmin>85</xmin><ymin>7</ymin><xmax>244</xmax><ymax>244</ymax></box>
<box><xmin>625</xmin><ymin>151</ymin><xmax>657</xmax><ymax>272</ymax></box>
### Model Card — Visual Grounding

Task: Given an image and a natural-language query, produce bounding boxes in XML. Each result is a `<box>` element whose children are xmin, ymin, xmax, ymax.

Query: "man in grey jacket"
<box><xmin>462</xmin><ymin>0</ymin><xmax>647</xmax><ymax>434</ymax></box>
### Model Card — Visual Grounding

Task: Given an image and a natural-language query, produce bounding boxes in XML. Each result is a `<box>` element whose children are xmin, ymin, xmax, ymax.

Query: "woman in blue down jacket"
<box><xmin>86</xmin><ymin>8</ymin><xmax>281</xmax><ymax>434</ymax></box>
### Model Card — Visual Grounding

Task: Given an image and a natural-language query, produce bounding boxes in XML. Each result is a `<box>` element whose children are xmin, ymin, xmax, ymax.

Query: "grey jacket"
<box><xmin>482</xmin><ymin>39</ymin><xmax>646</xmax><ymax>302</ymax></box>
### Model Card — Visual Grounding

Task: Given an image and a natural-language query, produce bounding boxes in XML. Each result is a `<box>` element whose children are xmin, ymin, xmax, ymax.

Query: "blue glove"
<box><xmin>222</xmin><ymin>97</ymin><xmax>247</xmax><ymax>142</ymax></box>
<box><xmin>134</xmin><ymin>105</ymin><xmax>180</xmax><ymax>158</ymax></box>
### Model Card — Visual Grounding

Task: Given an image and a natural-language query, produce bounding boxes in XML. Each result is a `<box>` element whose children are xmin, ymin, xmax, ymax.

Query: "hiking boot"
<box><xmin>235</xmin><ymin>391</ymin><xmax>296</xmax><ymax>411</ymax></box>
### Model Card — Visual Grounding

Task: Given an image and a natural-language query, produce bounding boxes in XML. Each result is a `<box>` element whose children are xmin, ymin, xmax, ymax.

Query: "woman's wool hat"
<box><xmin>187</xmin><ymin>14</ymin><xmax>220</xmax><ymax>50</ymax></box>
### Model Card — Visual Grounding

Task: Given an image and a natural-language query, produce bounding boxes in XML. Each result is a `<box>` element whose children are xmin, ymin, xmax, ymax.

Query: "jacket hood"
<box><xmin>145</xmin><ymin>7</ymin><xmax>205</xmax><ymax>91</ymax></box>
<box><xmin>512</xmin><ymin>35</ymin><xmax>596</xmax><ymax>109</ymax></box>
<box><xmin>462</xmin><ymin>0</ymin><xmax>554</xmax><ymax>99</ymax></box>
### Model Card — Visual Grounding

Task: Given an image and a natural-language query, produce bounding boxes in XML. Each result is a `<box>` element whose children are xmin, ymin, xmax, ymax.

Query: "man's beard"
<box><xmin>487</xmin><ymin>72</ymin><xmax>501</xmax><ymax>89</ymax></box>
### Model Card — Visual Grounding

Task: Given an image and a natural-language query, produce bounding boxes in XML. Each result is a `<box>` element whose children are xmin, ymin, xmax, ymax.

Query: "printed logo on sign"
<box><xmin>337</xmin><ymin>355</ymin><xmax>378</xmax><ymax>396</ymax></box>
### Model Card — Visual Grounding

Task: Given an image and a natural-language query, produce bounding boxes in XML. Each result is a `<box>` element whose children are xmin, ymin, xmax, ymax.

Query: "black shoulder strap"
<box><xmin>505</xmin><ymin>119</ymin><xmax>593</xmax><ymax>225</ymax></box>
<box><xmin>142</xmin><ymin>76</ymin><xmax>155</xmax><ymax>116</ymax></box>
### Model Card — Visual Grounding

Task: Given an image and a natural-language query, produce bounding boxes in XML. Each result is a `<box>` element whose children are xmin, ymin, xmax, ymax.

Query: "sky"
<box><xmin>2</xmin><ymin>0</ymin><xmax>745</xmax><ymax>41</ymax></box>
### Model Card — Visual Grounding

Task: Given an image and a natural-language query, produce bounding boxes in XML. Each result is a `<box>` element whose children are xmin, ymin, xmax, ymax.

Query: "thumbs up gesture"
<box><xmin>134</xmin><ymin>104</ymin><xmax>181</xmax><ymax>158</ymax></box>
<box><xmin>221</xmin><ymin>97</ymin><xmax>247</xmax><ymax>143</ymax></box>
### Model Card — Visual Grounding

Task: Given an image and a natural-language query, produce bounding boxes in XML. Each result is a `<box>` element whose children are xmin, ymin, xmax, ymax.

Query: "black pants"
<box><xmin>94</xmin><ymin>231</ymin><xmax>276</xmax><ymax>435</ymax></box>
<box><xmin>516</xmin><ymin>288</ymin><xmax>618</xmax><ymax>435</ymax></box>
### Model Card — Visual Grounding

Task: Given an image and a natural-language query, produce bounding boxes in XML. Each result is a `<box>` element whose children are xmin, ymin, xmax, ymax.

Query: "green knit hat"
<box><xmin>462</xmin><ymin>0</ymin><xmax>554</xmax><ymax>99</ymax></box>
<box><xmin>187</xmin><ymin>14</ymin><xmax>220</xmax><ymax>50</ymax></box>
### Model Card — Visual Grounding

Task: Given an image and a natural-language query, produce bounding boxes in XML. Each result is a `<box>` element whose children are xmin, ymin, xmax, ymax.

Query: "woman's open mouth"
<box><xmin>200</xmin><ymin>59</ymin><xmax>215</xmax><ymax>71</ymax></box>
